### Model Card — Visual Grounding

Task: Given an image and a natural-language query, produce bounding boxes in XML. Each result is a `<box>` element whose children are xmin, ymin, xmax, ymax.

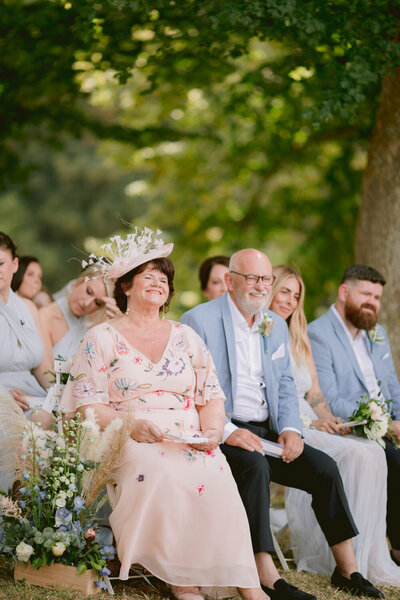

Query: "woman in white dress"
<box><xmin>268</xmin><ymin>265</ymin><xmax>400</xmax><ymax>586</ymax></box>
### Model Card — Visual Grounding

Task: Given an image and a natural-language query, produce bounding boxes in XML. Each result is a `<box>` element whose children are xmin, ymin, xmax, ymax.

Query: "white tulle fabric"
<box><xmin>286</xmin><ymin>353</ymin><xmax>400</xmax><ymax>585</ymax></box>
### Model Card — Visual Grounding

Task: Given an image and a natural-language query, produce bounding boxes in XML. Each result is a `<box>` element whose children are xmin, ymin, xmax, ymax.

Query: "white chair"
<box><xmin>270</xmin><ymin>483</ymin><xmax>292</xmax><ymax>571</ymax></box>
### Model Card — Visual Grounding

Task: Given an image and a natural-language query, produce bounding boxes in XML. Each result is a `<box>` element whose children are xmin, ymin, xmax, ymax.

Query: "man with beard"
<box><xmin>308</xmin><ymin>264</ymin><xmax>400</xmax><ymax>568</ymax></box>
<box><xmin>181</xmin><ymin>251</ymin><xmax>383</xmax><ymax>600</ymax></box>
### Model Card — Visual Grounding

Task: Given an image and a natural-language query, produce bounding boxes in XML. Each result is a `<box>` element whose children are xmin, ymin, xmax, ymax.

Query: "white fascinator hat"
<box><xmin>82</xmin><ymin>227</ymin><xmax>173</xmax><ymax>283</ymax></box>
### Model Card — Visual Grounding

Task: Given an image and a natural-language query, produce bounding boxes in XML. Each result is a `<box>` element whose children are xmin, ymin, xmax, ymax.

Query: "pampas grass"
<box><xmin>80</xmin><ymin>408</ymin><xmax>134</xmax><ymax>507</ymax></box>
<box><xmin>0</xmin><ymin>393</ymin><xmax>28</xmax><ymax>477</ymax></box>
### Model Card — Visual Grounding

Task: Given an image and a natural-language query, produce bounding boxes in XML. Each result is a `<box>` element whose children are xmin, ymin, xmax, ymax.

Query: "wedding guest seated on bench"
<box><xmin>268</xmin><ymin>265</ymin><xmax>400</xmax><ymax>585</ymax></box>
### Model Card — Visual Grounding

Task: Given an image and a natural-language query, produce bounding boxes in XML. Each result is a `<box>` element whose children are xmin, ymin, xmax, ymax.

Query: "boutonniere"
<box><xmin>367</xmin><ymin>326</ymin><xmax>385</xmax><ymax>353</ymax></box>
<box><xmin>257</xmin><ymin>314</ymin><xmax>274</xmax><ymax>353</ymax></box>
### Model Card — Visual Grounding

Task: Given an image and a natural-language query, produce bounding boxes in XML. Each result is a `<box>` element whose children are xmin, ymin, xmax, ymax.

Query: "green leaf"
<box><xmin>77</xmin><ymin>563</ymin><xmax>87</xmax><ymax>574</ymax></box>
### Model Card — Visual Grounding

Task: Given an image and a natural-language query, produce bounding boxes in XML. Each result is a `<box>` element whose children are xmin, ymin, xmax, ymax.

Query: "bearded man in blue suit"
<box><xmin>181</xmin><ymin>250</ymin><xmax>383</xmax><ymax>600</ymax></box>
<box><xmin>308</xmin><ymin>264</ymin><xmax>400</xmax><ymax>570</ymax></box>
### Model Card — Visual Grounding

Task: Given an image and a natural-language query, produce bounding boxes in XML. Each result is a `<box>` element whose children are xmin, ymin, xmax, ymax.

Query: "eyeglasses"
<box><xmin>229</xmin><ymin>270</ymin><xmax>275</xmax><ymax>286</ymax></box>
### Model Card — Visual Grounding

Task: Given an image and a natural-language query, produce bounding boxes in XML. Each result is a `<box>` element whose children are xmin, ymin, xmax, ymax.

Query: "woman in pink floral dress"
<box><xmin>60</xmin><ymin>229</ymin><xmax>266</xmax><ymax>600</ymax></box>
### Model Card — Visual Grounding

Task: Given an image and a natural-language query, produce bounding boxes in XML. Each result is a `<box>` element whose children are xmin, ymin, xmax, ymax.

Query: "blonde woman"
<box><xmin>39</xmin><ymin>263</ymin><xmax>119</xmax><ymax>362</ymax></box>
<box><xmin>268</xmin><ymin>265</ymin><xmax>400</xmax><ymax>585</ymax></box>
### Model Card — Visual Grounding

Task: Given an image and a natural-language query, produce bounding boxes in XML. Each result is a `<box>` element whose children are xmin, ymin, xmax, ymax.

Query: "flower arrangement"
<box><xmin>257</xmin><ymin>314</ymin><xmax>274</xmax><ymax>353</ymax></box>
<box><xmin>367</xmin><ymin>326</ymin><xmax>386</xmax><ymax>353</ymax></box>
<box><xmin>0</xmin><ymin>410</ymin><xmax>131</xmax><ymax>590</ymax></box>
<box><xmin>350</xmin><ymin>390</ymin><xmax>395</xmax><ymax>448</ymax></box>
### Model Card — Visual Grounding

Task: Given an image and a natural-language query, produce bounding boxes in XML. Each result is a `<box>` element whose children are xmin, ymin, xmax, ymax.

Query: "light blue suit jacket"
<box><xmin>308</xmin><ymin>306</ymin><xmax>400</xmax><ymax>420</ymax></box>
<box><xmin>181</xmin><ymin>293</ymin><xmax>302</xmax><ymax>434</ymax></box>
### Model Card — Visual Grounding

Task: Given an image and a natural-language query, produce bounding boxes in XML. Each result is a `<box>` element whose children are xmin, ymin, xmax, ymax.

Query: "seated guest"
<box><xmin>181</xmin><ymin>249</ymin><xmax>384</xmax><ymax>600</ymax></box>
<box><xmin>60</xmin><ymin>229</ymin><xmax>266</xmax><ymax>600</ymax></box>
<box><xmin>0</xmin><ymin>233</ymin><xmax>51</xmax><ymax>423</ymax></box>
<box><xmin>199</xmin><ymin>256</ymin><xmax>229</xmax><ymax>300</ymax></box>
<box><xmin>268</xmin><ymin>265</ymin><xmax>400</xmax><ymax>585</ymax></box>
<box><xmin>11</xmin><ymin>255</ymin><xmax>43</xmax><ymax>300</ymax></box>
<box><xmin>308</xmin><ymin>264</ymin><xmax>400</xmax><ymax>569</ymax></box>
<box><xmin>39</xmin><ymin>263</ymin><xmax>118</xmax><ymax>362</ymax></box>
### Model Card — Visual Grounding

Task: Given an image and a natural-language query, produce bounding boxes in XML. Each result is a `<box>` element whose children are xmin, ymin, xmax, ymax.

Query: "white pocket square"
<box><xmin>271</xmin><ymin>343</ymin><xmax>285</xmax><ymax>361</ymax></box>
<box><xmin>382</xmin><ymin>352</ymin><xmax>389</xmax><ymax>360</ymax></box>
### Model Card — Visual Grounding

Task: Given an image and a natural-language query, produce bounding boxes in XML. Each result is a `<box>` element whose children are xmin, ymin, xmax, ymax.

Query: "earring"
<box><xmin>125</xmin><ymin>306</ymin><xmax>130</xmax><ymax>315</ymax></box>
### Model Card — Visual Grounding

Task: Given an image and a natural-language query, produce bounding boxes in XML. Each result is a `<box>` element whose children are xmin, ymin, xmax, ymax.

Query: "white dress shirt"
<box><xmin>332</xmin><ymin>305</ymin><xmax>382</xmax><ymax>399</ymax></box>
<box><xmin>223</xmin><ymin>294</ymin><xmax>300</xmax><ymax>442</ymax></box>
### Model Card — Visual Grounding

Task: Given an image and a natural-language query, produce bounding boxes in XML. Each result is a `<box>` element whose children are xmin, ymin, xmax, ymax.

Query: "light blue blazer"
<box><xmin>180</xmin><ymin>293</ymin><xmax>302</xmax><ymax>434</ymax></box>
<box><xmin>308</xmin><ymin>306</ymin><xmax>400</xmax><ymax>420</ymax></box>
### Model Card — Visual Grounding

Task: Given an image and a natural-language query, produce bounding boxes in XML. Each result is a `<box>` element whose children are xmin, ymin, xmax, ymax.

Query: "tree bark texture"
<box><xmin>355</xmin><ymin>68</ymin><xmax>400</xmax><ymax>372</ymax></box>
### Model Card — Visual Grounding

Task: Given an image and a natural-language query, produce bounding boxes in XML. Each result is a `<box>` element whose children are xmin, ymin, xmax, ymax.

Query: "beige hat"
<box><xmin>83</xmin><ymin>227</ymin><xmax>173</xmax><ymax>283</ymax></box>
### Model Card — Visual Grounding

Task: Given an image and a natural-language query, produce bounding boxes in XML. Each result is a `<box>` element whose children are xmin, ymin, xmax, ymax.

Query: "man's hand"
<box><xmin>387</xmin><ymin>420</ymin><xmax>400</xmax><ymax>445</ymax></box>
<box><xmin>11</xmin><ymin>389</ymin><xmax>29</xmax><ymax>411</ymax></box>
<box><xmin>278</xmin><ymin>430</ymin><xmax>303</xmax><ymax>463</ymax></box>
<box><xmin>225</xmin><ymin>428</ymin><xmax>264</xmax><ymax>453</ymax></box>
<box><xmin>131</xmin><ymin>419</ymin><xmax>162</xmax><ymax>443</ymax></box>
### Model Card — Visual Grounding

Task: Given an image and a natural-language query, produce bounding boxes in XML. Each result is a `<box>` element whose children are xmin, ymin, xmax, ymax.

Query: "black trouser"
<box><xmin>220</xmin><ymin>419</ymin><xmax>358</xmax><ymax>554</ymax></box>
<box><xmin>385</xmin><ymin>439</ymin><xmax>400</xmax><ymax>549</ymax></box>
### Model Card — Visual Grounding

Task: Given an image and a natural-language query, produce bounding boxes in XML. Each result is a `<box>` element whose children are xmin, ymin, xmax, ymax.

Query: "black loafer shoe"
<box><xmin>331</xmin><ymin>567</ymin><xmax>385</xmax><ymax>598</ymax></box>
<box><xmin>261</xmin><ymin>578</ymin><xmax>317</xmax><ymax>600</ymax></box>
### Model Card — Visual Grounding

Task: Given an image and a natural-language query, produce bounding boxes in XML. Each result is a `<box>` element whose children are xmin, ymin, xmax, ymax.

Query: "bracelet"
<box><xmin>208</xmin><ymin>428</ymin><xmax>222</xmax><ymax>443</ymax></box>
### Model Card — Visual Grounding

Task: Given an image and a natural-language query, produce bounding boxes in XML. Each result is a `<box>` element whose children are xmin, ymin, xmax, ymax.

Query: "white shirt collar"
<box><xmin>227</xmin><ymin>292</ymin><xmax>264</xmax><ymax>332</ymax></box>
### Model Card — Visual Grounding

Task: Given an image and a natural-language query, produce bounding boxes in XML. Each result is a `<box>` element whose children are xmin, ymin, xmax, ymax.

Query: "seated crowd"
<box><xmin>1</xmin><ymin>229</ymin><xmax>400</xmax><ymax>600</ymax></box>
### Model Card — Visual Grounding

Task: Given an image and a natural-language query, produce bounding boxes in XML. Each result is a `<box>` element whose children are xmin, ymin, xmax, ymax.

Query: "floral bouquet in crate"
<box><xmin>0</xmin><ymin>409</ymin><xmax>131</xmax><ymax>590</ymax></box>
<box><xmin>350</xmin><ymin>389</ymin><xmax>395</xmax><ymax>449</ymax></box>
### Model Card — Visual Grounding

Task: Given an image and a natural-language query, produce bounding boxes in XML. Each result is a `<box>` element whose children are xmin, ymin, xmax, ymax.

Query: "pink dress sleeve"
<box><xmin>181</xmin><ymin>324</ymin><xmax>226</xmax><ymax>406</ymax></box>
<box><xmin>59</xmin><ymin>325</ymin><xmax>111</xmax><ymax>413</ymax></box>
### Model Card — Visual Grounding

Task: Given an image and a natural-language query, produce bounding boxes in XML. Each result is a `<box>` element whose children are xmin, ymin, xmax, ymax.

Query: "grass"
<box><xmin>0</xmin><ymin>557</ymin><xmax>399</xmax><ymax>600</ymax></box>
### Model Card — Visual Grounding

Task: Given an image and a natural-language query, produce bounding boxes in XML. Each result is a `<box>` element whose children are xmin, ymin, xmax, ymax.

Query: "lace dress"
<box><xmin>286</xmin><ymin>353</ymin><xmax>400</xmax><ymax>585</ymax></box>
<box><xmin>60</xmin><ymin>321</ymin><xmax>259</xmax><ymax>587</ymax></box>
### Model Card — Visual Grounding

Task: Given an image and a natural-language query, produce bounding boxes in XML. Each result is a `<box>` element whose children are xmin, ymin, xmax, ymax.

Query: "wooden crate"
<box><xmin>14</xmin><ymin>562</ymin><xmax>102</xmax><ymax>595</ymax></box>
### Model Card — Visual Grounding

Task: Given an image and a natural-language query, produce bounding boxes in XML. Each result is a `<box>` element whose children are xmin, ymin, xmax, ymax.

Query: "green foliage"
<box><xmin>2</xmin><ymin>0</ymin><xmax>400</xmax><ymax>315</ymax></box>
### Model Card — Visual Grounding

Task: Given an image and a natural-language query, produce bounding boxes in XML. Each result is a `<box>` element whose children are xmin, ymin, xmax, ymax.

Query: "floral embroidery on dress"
<box><xmin>136</xmin><ymin>474</ymin><xmax>144</xmax><ymax>482</ymax></box>
<box><xmin>133</xmin><ymin>356</ymin><xmax>143</xmax><ymax>364</ymax></box>
<box><xmin>74</xmin><ymin>377</ymin><xmax>96</xmax><ymax>398</ymax></box>
<box><xmin>181</xmin><ymin>449</ymin><xmax>197</xmax><ymax>464</ymax></box>
<box><xmin>162</xmin><ymin>357</ymin><xmax>185</xmax><ymax>377</ymax></box>
<box><xmin>83</xmin><ymin>340</ymin><xmax>96</xmax><ymax>361</ymax></box>
<box><xmin>113</xmin><ymin>378</ymin><xmax>137</xmax><ymax>397</ymax></box>
<box><xmin>172</xmin><ymin>333</ymin><xmax>188</xmax><ymax>352</ymax></box>
<box><xmin>196</xmin><ymin>484</ymin><xmax>205</xmax><ymax>496</ymax></box>
<box><xmin>204</xmin><ymin>450</ymin><xmax>216</xmax><ymax>457</ymax></box>
<box><xmin>98</xmin><ymin>364</ymin><xmax>107</xmax><ymax>374</ymax></box>
<box><xmin>115</xmin><ymin>340</ymin><xmax>130</xmax><ymax>355</ymax></box>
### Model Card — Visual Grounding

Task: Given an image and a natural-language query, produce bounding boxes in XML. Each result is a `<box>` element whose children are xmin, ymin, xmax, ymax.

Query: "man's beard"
<box><xmin>234</xmin><ymin>287</ymin><xmax>270</xmax><ymax>315</ymax></box>
<box><xmin>344</xmin><ymin>296</ymin><xmax>378</xmax><ymax>330</ymax></box>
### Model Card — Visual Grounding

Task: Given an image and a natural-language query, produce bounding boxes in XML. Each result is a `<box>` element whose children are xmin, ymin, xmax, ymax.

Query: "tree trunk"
<box><xmin>355</xmin><ymin>68</ymin><xmax>400</xmax><ymax>372</ymax></box>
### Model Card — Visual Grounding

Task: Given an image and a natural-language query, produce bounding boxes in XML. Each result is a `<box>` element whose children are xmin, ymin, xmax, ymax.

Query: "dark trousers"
<box><xmin>220</xmin><ymin>419</ymin><xmax>358</xmax><ymax>554</ymax></box>
<box><xmin>385</xmin><ymin>439</ymin><xmax>400</xmax><ymax>548</ymax></box>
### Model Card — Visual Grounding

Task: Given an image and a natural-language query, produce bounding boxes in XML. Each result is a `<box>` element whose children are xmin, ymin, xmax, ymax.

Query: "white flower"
<box><xmin>369</xmin><ymin>420</ymin><xmax>388</xmax><ymax>439</ymax></box>
<box><xmin>55</xmin><ymin>496</ymin><xmax>66</xmax><ymax>508</ymax></box>
<box><xmin>52</xmin><ymin>542</ymin><xmax>66</xmax><ymax>557</ymax></box>
<box><xmin>369</xmin><ymin>401</ymin><xmax>383</xmax><ymax>421</ymax></box>
<box><xmin>16</xmin><ymin>542</ymin><xmax>34</xmax><ymax>562</ymax></box>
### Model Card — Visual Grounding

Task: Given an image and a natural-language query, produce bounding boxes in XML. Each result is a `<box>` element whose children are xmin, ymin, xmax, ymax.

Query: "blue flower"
<box><xmin>99</xmin><ymin>567</ymin><xmax>111</xmax><ymax>576</ymax></box>
<box><xmin>69</xmin><ymin>482</ymin><xmax>77</xmax><ymax>492</ymax></box>
<box><xmin>21</xmin><ymin>470</ymin><xmax>30</xmax><ymax>481</ymax></box>
<box><xmin>95</xmin><ymin>581</ymin><xmax>107</xmax><ymax>590</ymax></box>
<box><xmin>33</xmin><ymin>485</ymin><xmax>40</xmax><ymax>492</ymax></box>
<box><xmin>19</xmin><ymin>487</ymin><xmax>26</xmax><ymax>495</ymax></box>
<box><xmin>39</xmin><ymin>491</ymin><xmax>47</xmax><ymax>500</ymax></box>
<box><xmin>72</xmin><ymin>521</ymin><xmax>82</xmax><ymax>534</ymax></box>
<box><xmin>58</xmin><ymin>525</ymin><xmax>67</xmax><ymax>532</ymax></box>
<box><xmin>20</xmin><ymin>455</ymin><xmax>26</xmax><ymax>461</ymax></box>
<box><xmin>100</xmin><ymin>544</ymin><xmax>116</xmax><ymax>560</ymax></box>
<box><xmin>73</xmin><ymin>496</ymin><xmax>85</xmax><ymax>513</ymax></box>
<box><xmin>55</xmin><ymin>507</ymin><xmax>73</xmax><ymax>527</ymax></box>
<box><xmin>18</xmin><ymin>500</ymin><xmax>26</xmax><ymax>509</ymax></box>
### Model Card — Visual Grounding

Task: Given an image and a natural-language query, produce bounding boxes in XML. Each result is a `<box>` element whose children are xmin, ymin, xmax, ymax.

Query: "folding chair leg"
<box><xmin>103</xmin><ymin>575</ymin><xmax>115</xmax><ymax>595</ymax></box>
<box><xmin>271</xmin><ymin>531</ymin><xmax>290</xmax><ymax>571</ymax></box>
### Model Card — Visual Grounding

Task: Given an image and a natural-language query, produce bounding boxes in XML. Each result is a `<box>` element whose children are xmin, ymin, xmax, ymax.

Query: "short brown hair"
<box><xmin>114</xmin><ymin>258</ymin><xmax>175</xmax><ymax>313</ymax></box>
